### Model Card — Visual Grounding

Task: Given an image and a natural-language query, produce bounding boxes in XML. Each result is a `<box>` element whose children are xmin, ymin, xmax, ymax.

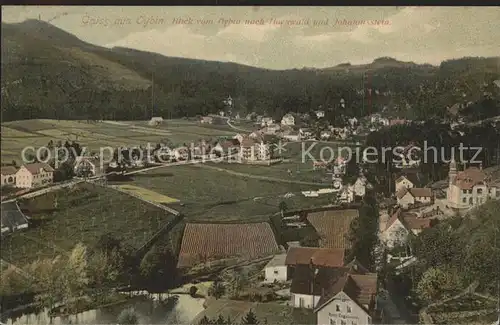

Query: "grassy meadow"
<box><xmin>1</xmin><ymin>183</ymin><xmax>176</xmax><ymax>266</ymax></box>
<box><xmin>1</xmin><ymin>119</ymin><xmax>237</xmax><ymax>164</ymax></box>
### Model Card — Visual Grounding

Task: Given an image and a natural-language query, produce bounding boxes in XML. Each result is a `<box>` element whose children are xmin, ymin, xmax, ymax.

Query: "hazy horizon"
<box><xmin>3</xmin><ymin>6</ymin><xmax>500</xmax><ymax>70</ymax></box>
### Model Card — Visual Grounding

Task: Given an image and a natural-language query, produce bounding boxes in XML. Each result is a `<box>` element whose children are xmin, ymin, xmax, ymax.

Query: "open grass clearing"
<box><xmin>1</xmin><ymin>126</ymin><xmax>37</xmax><ymax>138</ymax></box>
<box><xmin>118</xmin><ymin>164</ymin><xmax>335</xmax><ymax>222</ymax></box>
<box><xmin>117</xmin><ymin>184</ymin><xmax>179</xmax><ymax>204</ymax></box>
<box><xmin>1</xmin><ymin>183</ymin><xmax>175</xmax><ymax>267</ymax></box>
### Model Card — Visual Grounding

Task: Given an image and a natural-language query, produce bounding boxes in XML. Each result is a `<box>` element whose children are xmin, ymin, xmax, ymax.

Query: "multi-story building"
<box><xmin>239</xmin><ymin>137</ymin><xmax>271</xmax><ymax>162</ymax></box>
<box><xmin>281</xmin><ymin>113</ymin><xmax>296</xmax><ymax>126</ymax></box>
<box><xmin>447</xmin><ymin>161</ymin><xmax>499</xmax><ymax>209</ymax></box>
<box><xmin>15</xmin><ymin>163</ymin><xmax>54</xmax><ymax>189</ymax></box>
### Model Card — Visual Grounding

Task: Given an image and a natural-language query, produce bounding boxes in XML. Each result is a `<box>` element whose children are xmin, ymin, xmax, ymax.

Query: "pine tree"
<box><xmin>240</xmin><ymin>309</ymin><xmax>259</xmax><ymax>325</ymax></box>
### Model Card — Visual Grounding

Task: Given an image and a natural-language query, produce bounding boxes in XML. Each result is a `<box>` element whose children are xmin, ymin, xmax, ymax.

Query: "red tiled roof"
<box><xmin>402</xmin><ymin>214</ymin><xmax>432</xmax><ymax>230</ymax></box>
<box><xmin>315</xmin><ymin>271</ymin><xmax>378</xmax><ymax>314</ymax></box>
<box><xmin>22</xmin><ymin>163</ymin><xmax>54</xmax><ymax>175</ymax></box>
<box><xmin>408</xmin><ymin>188</ymin><xmax>432</xmax><ymax>198</ymax></box>
<box><xmin>285</xmin><ymin>247</ymin><xmax>345</xmax><ymax>268</ymax></box>
<box><xmin>455</xmin><ymin>167</ymin><xmax>487</xmax><ymax>189</ymax></box>
<box><xmin>1</xmin><ymin>166</ymin><xmax>18</xmax><ymax>175</ymax></box>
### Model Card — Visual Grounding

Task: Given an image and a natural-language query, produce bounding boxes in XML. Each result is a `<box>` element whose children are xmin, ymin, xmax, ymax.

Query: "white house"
<box><xmin>339</xmin><ymin>185</ymin><xmax>355</xmax><ymax>203</ymax></box>
<box><xmin>353</xmin><ymin>177</ymin><xmax>367</xmax><ymax>198</ymax></box>
<box><xmin>396</xmin><ymin>187</ymin><xmax>432</xmax><ymax>209</ymax></box>
<box><xmin>348</xmin><ymin>117</ymin><xmax>358</xmax><ymax>127</ymax></box>
<box><xmin>281</xmin><ymin>113</ymin><xmax>295</xmax><ymax>126</ymax></box>
<box><xmin>148</xmin><ymin>116</ymin><xmax>163</xmax><ymax>126</ymax></box>
<box><xmin>320</xmin><ymin>131</ymin><xmax>331</xmax><ymax>140</ymax></box>
<box><xmin>381</xmin><ymin>209</ymin><xmax>432</xmax><ymax>249</ymax></box>
<box><xmin>261</xmin><ymin>117</ymin><xmax>274</xmax><ymax>127</ymax></box>
<box><xmin>289</xmin><ymin>262</ymin><xmax>379</xmax><ymax>325</ymax></box>
<box><xmin>15</xmin><ymin>163</ymin><xmax>54</xmax><ymax>189</ymax></box>
<box><xmin>283</xmin><ymin>132</ymin><xmax>301</xmax><ymax>142</ymax></box>
<box><xmin>299</xmin><ymin>128</ymin><xmax>313</xmax><ymax>138</ymax></box>
<box><xmin>264</xmin><ymin>253</ymin><xmax>288</xmax><ymax>283</ymax></box>
<box><xmin>447</xmin><ymin>161</ymin><xmax>500</xmax><ymax>209</ymax></box>
<box><xmin>1</xmin><ymin>166</ymin><xmax>18</xmax><ymax>187</ymax></box>
<box><xmin>74</xmin><ymin>156</ymin><xmax>105</xmax><ymax>177</ymax></box>
<box><xmin>394</xmin><ymin>175</ymin><xmax>415</xmax><ymax>193</ymax></box>
<box><xmin>315</xmin><ymin>110</ymin><xmax>325</xmax><ymax>118</ymax></box>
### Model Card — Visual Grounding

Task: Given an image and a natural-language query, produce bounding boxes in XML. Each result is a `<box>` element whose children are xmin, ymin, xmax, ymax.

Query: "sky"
<box><xmin>2</xmin><ymin>6</ymin><xmax>500</xmax><ymax>70</ymax></box>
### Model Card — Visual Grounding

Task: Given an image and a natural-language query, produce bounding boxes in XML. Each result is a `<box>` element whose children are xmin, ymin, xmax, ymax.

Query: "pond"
<box><xmin>3</xmin><ymin>293</ymin><xmax>205</xmax><ymax>325</ymax></box>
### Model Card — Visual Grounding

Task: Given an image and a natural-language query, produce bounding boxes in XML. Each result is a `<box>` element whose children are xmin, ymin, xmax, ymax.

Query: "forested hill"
<box><xmin>2</xmin><ymin>20</ymin><xmax>500</xmax><ymax>122</ymax></box>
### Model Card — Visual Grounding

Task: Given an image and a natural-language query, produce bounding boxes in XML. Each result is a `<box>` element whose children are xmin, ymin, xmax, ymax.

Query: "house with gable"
<box><xmin>15</xmin><ymin>163</ymin><xmax>54</xmax><ymax>189</ymax></box>
<box><xmin>281</xmin><ymin>113</ymin><xmax>296</xmax><ymax>126</ymax></box>
<box><xmin>396</xmin><ymin>187</ymin><xmax>433</xmax><ymax>209</ymax></box>
<box><xmin>1</xmin><ymin>166</ymin><xmax>18</xmax><ymax>187</ymax></box>
<box><xmin>394</xmin><ymin>175</ymin><xmax>416</xmax><ymax>193</ymax></box>
<box><xmin>446</xmin><ymin>160</ymin><xmax>500</xmax><ymax>209</ymax></box>
<box><xmin>381</xmin><ymin>209</ymin><xmax>432</xmax><ymax>249</ymax></box>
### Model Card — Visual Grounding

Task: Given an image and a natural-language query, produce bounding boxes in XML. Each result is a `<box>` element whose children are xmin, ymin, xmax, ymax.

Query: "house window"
<box><xmin>329</xmin><ymin>318</ymin><xmax>336</xmax><ymax>325</ymax></box>
<box><xmin>351</xmin><ymin>322</ymin><xmax>357</xmax><ymax>325</ymax></box>
<box><xmin>299</xmin><ymin>297</ymin><xmax>304</xmax><ymax>308</ymax></box>
<box><xmin>274</xmin><ymin>270</ymin><xmax>279</xmax><ymax>275</ymax></box>
<box><xmin>340</xmin><ymin>320</ymin><xmax>347</xmax><ymax>325</ymax></box>
<box><xmin>462</xmin><ymin>197</ymin><xmax>467</xmax><ymax>203</ymax></box>
<box><xmin>469</xmin><ymin>197</ymin><xmax>473</xmax><ymax>205</ymax></box>
<box><xmin>477</xmin><ymin>188</ymin><xmax>483</xmax><ymax>195</ymax></box>
<box><xmin>347</xmin><ymin>305</ymin><xmax>352</xmax><ymax>313</ymax></box>
<box><xmin>336</xmin><ymin>304</ymin><xmax>341</xmax><ymax>312</ymax></box>
<box><xmin>462</xmin><ymin>189</ymin><xmax>467</xmax><ymax>194</ymax></box>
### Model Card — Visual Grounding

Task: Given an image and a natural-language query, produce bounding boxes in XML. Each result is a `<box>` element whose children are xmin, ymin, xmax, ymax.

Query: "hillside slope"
<box><xmin>2</xmin><ymin>20</ymin><xmax>499</xmax><ymax>122</ymax></box>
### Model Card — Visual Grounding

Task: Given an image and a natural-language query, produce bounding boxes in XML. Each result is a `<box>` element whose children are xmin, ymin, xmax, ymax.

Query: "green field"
<box><xmin>1</xmin><ymin>183</ymin><xmax>175</xmax><ymax>267</ymax></box>
<box><xmin>0</xmin><ymin>119</ymin><xmax>241</xmax><ymax>164</ymax></box>
<box><xmin>118</xmin><ymin>164</ymin><xmax>335</xmax><ymax>222</ymax></box>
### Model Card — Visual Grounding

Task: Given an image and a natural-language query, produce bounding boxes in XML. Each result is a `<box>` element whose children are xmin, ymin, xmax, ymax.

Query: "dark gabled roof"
<box><xmin>1</xmin><ymin>201</ymin><xmax>29</xmax><ymax>230</ymax></box>
<box><xmin>315</xmin><ymin>271</ymin><xmax>378</xmax><ymax>315</ymax></box>
<box><xmin>395</xmin><ymin>172</ymin><xmax>424</xmax><ymax>187</ymax></box>
<box><xmin>285</xmin><ymin>247</ymin><xmax>345</xmax><ymax>268</ymax></box>
<box><xmin>290</xmin><ymin>265</ymin><xmax>350</xmax><ymax>296</ymax></box>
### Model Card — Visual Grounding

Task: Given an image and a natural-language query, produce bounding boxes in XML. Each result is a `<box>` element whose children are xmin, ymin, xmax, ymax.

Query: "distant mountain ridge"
<box><xmin>2</xmin><ymin>20</ymin><xmax>499</xmax><ymax>122</ymax></box>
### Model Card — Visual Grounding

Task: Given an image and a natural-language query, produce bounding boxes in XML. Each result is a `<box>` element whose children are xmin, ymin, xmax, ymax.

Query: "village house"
<box><xmin>389</xmin><ymin>118</ymin><xmax>408</xmax><ymax>126</ymax></box>
<box><xmin>261</xmin><ymin>117</ymin><xmax>274</xmax><ymax>127</ymax></box>
<box><xmin>281</xmin><ymin>113</ymin><xmax>296</xmax><ymax>126</ymax></box>
<box><xmin>348</xmin><ymin>117</ymin><xmax>358</xmax><ymax>127</ymax></box>
<box><xmin>283</xmin><ymin>131</ymin><xmax>301</xmax><ymax>142</ymax></box>
<box><xmin>288</xmin><ymin>258</ymin><xmax>380</xmax><ymax>325</ymax></box>
<box><xmin>396</xmin><ymin>187</ymin><xmax>433</xmax><ymax>209</ymax></box>
<box><xmin>299</xmin><ymin>128</ymin><xmax>314</xmax><ymax>139</ymax></box>
<box><xmin>213</xmin><ymin>139</ymin><xmax>240</xmax><ymax>156</ymax></box>
<box><xmin>15</xmin><ymin>163</ymin><xmax>54</xmax><ymax>189</ymax></box>
<box><xmin>320</xmin><ymin>130</ymin><xmax>332</xmax><ymax>140</ymax></box>
<box><xmin>264</xmin><ymin>253</ymin><xmax>288</xmax><ymax>283</ymax></box>
<box><xmin>339</xmin><ymin>185</ymin><xmax>355</xmax><ymax>203</ymax></box>
<box><xmin>395</xmin><ymin>175</ymin><xmax>416</xmax><ymax>193</ymax></box>
<box><xmin>315</xmin><ymin>110</ymin><xmax>325</xmax><ymax>118</ymax></box>
<box><xmin>148</xmin><ymin>116</ymin><xmax>163</xmax><ymax>126</ymax></box>
<box><xmin>447</xmin><ymin>161</ymin><xmax>500</xmax><ymax>209</ymax></box>
<box><xmin>173</xmin><ymin>147</ymin><xmax>189</xmax><ymax>161</ymax></box>
<box><xmin>233</xmin><ymin>133</ymin><xmax>245</xmax><ymax>144</ymax></box>
<box><xmin>200</xmin><ymin>116</ymin><xmax>213</xmax><ymax>124</ymax></box>
<box><xmin>314</xmin><ymin>270</ymin><xmax>379</xmax><ymax>325</ymax></box>
<box><xmin>1</xmin><ymin>166</ymin><xmax>18</xmax><ymax>187</ymax></box>
<box><xmin>73</xmin><ymin>156</ymin><xmax>105</xmax><ymax>177</ymax></box>
<box><xmin>381</xmin><ymin>209</ymin><xmax>432</xmax><ymax>249</ymax></box>
<box><xmin>353</xmin><ymin>176</ymin><xmax>368</xmax><ymax>198</ymax></box>
<box><xmin>239</xmin><ymin>137</ymin><xmax>271</xmax><ymax>162</ymax></box>
<box><xmin>261</xmin><ymin>123</ymin><xmax>281</xmax><ymax>135</ymax></box>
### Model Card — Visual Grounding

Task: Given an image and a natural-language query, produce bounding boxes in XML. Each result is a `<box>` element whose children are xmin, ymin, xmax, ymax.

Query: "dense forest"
<box><xmin>2</xmin><ymin>20</ymin><xmax>500</xmax><ymax>122</ymax></box>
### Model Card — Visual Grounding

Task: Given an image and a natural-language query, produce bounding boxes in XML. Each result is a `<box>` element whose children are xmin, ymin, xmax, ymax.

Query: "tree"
<box><xmin>241</xmin><ymin>309</ymin><xmax>259</xmax><ymax>325</ymax></box>
<box><xmin>189</xmin><ymin>285</ymin><xmax>198</xmax><ymax>297</ymax></box>
<box><xmin>139</xmin><ymin>244</ymin><xmax>178</xmax><ymax>295</ymax></box>
<box><xmin>208</xmin><ymin>281</ymin><xmax>225</xmax><ymax>299</ymax></box>
<box><xmin>347</xmin><ymin>191</ymin><xmax>379</xmax><ymax>270</ymax></box>
<box><xmin>117</xmin><ymin>307</ymin><xmax>139</xmax><ymax>325</ymax></box>
<box><xmin>416</xmin><ymin>267</ymin><xmax>463</xmax><ymax>305</ymax></box>
<box><xmin>62</xmin><ymin>243</ymin><xmax>90</xmax><ymax>308</ymax></box>
<box><xmin>199</xmin><ymin>315</ymin><xmax>213</xmax><ymax>325</ymax></box>
<box><xmin>278</xmin><ymin>201</ymin><xmax>287</xmax><ymax>218</ymax></box>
